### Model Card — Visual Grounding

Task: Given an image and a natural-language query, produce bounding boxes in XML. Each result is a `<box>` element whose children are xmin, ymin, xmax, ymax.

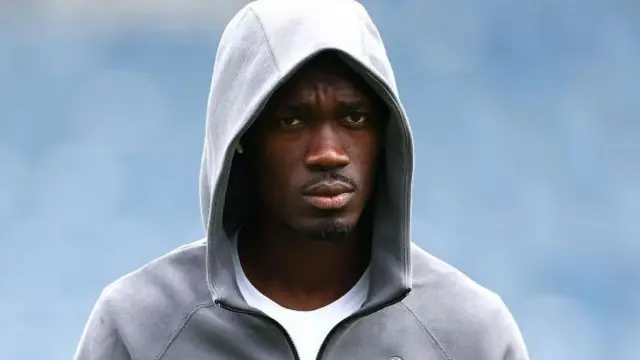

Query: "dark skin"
<box><xmin>238</xmin><ymin>53</ymin><xmax>386</xmax><ymax>311</ymax></box>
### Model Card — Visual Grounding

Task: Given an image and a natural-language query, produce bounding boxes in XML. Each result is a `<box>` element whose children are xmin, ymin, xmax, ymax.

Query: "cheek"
<box><xmin>259</xmin><ymin>140</ymin><xmax>303</xmax><ymax>195</ymax></box>
<box><xmin>348</xmin><ymin>133</ymin><xmax>381</xmax><ymax>177</ymax></box>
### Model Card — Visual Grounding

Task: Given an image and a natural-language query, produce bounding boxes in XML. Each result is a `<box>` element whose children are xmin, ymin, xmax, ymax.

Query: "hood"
<box><xmin>199</xmin><ymin>0</ymin><xmax>415</xmax><ymax>311</ymax></box>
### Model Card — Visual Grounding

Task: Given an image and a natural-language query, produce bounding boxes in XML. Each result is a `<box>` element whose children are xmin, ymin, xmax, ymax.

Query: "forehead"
<box><xmin>269</xmin><ymin>53</ymin><xmax>377</xmax><ymax>105</ymax></box>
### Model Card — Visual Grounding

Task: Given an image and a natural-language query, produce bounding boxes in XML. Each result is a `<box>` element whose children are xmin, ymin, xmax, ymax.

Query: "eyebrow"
<box><xmin>335</xmin><ymin>100</ymin><xmax>368</xmax><ymax>112</ymax></box>
<box><xmin>278</xmin><ymin>100</ymin><xmax>369</xmax><ymax>114</ymax></box>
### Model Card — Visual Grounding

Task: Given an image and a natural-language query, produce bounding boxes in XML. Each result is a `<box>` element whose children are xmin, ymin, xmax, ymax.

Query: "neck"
<box><xmin>238</xmin><ymin>220</ymin><xmax>371</xmax><ymax>311</ymax></box>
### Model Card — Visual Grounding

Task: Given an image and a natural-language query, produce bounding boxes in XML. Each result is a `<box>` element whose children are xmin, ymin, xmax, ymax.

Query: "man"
<box><xmin>75</xmin><ymin>0</ymin><xmax>530</xmax><ymax>359</ymax></box>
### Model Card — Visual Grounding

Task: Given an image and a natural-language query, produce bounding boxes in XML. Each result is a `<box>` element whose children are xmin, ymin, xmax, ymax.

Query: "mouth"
<box><xmin>301</xmin><ymin>181</ymin><xmax>355</xmax><ymax>210</ymax></box>
<box><xmin>302</xmin><ymin>192</ymin><xmax>354</xmax><ymax>210</ymax></box>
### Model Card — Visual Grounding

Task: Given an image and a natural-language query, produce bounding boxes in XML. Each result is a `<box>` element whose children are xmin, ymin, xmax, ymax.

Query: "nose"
<box><xmin>305</xmin><ymin>123</ymin><xmax>350</xmax><ymax>171</ymax></box>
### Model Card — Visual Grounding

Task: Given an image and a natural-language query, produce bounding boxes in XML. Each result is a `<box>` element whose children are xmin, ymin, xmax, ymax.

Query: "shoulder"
<box><xmin>402</xmin><ymin>243</ymin><xmax>529</xmax><ymax>360</ymax></box>
<box><xmin>91</xmin><ymin>239</ymin><xmax>213</xmax><ymax>357</ymax></box>
<box><xmin>102</xmin><ymin>238</ymin><xmax>211</xmax><ymax>310</ymax></box>
<box><xmin>406</xmin><ymin>242</ymin><xmax>501</xmax><ymax>311</ymax></box>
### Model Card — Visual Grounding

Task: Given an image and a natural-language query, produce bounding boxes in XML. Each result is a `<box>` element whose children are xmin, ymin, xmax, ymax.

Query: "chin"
<box><xmin>295</xmin><ymin>218</ymin><xmax>356</xmax><ymax>242</ymax></box>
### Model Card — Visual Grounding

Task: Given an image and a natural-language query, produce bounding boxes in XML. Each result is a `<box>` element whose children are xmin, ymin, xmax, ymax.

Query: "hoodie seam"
<box><xmin>206</xmin><ymin>7</ymin><xmax>281</xmax><ymax>304</ymax></box>
<box><xmin>400</xmin><ymin>301</ymin><xmax>455</xmax><ymax>360</ymax></box>
<box><xmin>154</xmin><ymin>300</ymin><xmax>216</xmax><ymax>360</ymax></box>
<box><xmin>247</xmin><ymin>7</ymin><xmax>281</xmax><ymax>73</ymax></box>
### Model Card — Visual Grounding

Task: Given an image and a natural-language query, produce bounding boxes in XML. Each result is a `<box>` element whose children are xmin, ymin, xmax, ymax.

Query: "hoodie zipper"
<box><xmin>217</xmin><ymin>301</ymin><xmax>302</xmax><ymax>360</ymax></box>
<box><xmin>315</xmin><ymin>290</ymin><xmax>410</xmax><ymax>360</ymax></box>
<box><xmin>217</xmin><ymin>290</ymin><xmax>408</xmax><ymax>360</ymax></box>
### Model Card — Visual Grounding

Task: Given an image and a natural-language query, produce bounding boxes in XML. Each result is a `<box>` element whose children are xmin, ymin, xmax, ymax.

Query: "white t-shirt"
<box><xmin>231</xmin><ymin>235</ymin><xmax>370</xmax><ymax>360</ymax></box>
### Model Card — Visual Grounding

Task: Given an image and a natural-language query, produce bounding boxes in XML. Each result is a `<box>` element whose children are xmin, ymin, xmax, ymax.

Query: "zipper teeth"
<box><xmin>218</xmin><ymin>291</ymin><xmax>408</xmax><ymax>360</ymax></box>
<box><xmin>217</xmin><ymin>302</ymin><xmax>302</xmax><ymax>360</ymax></box>
<box><xmin>314</xmin><ymin>290</ymin><xmax>410</xmax><ymax>360</ymax></box>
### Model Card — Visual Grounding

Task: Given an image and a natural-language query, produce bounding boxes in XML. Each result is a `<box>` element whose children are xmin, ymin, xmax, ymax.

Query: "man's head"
<box><xmin>241</xmin><ymin>52</ymin><xmax>387</xmax><ymax>240</ymax></box>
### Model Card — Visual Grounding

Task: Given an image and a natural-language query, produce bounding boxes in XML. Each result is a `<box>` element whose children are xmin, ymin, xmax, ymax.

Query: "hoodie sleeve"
<box><xmin>74</xmin><ymin>287</ymin><xmax>131</xmax><ymax>360</ymax></box>
<box><xmin>497</xmin><ymin>299</ymin><xmax>530</xmax><ymax>360</ymax></box>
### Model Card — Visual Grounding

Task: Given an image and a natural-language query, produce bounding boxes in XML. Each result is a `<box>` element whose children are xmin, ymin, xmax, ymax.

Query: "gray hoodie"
<box><xmin>74</xmin><ymin>0</ymin><xmax>530</xmax><ymax>359</ymax></box>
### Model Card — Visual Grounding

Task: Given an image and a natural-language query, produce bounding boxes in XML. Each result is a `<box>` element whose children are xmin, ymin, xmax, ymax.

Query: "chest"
<box><xmin>271</xmin><ymin>309</ymin><xmax>355</xmax><ymax>360</ymax></box>
<box><xmin>155</xmin><ymin>305</ymin><xmax>448</xmax><ymax>360</ymax></box>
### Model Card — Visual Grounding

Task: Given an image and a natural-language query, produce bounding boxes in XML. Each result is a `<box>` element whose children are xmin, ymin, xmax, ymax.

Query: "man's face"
<box><xmin>244</xmin><ymin>55</ymin><xmax>385</xmax><ymax>239</ymax></box>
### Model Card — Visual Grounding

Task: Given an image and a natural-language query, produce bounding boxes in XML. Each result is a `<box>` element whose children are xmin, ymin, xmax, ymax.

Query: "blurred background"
<box><xmin>1</xmin><ymin>0</ymin><xmax>639</xmax><ymax>359</ymax></box>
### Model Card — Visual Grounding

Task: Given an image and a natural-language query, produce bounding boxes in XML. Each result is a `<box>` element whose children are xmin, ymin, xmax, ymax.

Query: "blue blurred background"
<box><xmin>1</xmin><ymin>0</ymin><xmax>638</xmax><ymax>359</ymax></box>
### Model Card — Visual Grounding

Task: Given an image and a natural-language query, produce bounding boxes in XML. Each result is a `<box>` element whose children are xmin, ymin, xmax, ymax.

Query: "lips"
<box><xmin>301</xmin><ymin>181</ymin><xmax>355</xmax><ymax>210</ymax></box>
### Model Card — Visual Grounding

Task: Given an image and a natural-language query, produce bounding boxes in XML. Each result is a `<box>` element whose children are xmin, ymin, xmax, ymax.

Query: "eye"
<box><xmin>279</xmin><ymin>117</ymin><xmax>303</xmax><ymax>127</ymax></box>
<box><xmin>342</xmin><ymin>113</ymin><xmax>368</xmax><ymax>124</ymax></box>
